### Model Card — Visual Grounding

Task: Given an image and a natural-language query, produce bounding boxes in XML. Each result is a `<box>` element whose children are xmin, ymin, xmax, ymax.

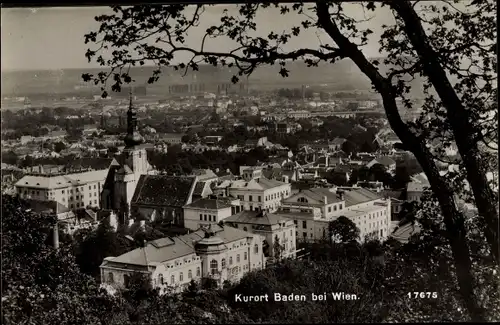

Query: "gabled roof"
<box><xmin>225</xmin><ymin>210</ymin><xmax>292</xmax><ymax>226</ymax></box>
<box><xmin>131</xmin><ymin>175</ymin><xmax>197</xmax><ymax>208</ymax></box>
<box><xmin>184</xmin><ymin>198</ymin><xmax>232</xmax><ymax>210</ymax></box>
<box><xmin>230</xmin><ymin>177</ymin><xmax>287</xmax><ymax>191</ymax></box>
<box><xmin>285</xmin><ymin>187</ymin><xmax>343</xmax><ymax>205</ymax></box>
<box><xmin>342</xmin><ymin>187</ymin><xmax>382</xmax><ymax>206</ymax></box>
<box><xmin>107</xmin><ymin>225</ymin><xmax>251</xmax><ymax>266</ymax></box>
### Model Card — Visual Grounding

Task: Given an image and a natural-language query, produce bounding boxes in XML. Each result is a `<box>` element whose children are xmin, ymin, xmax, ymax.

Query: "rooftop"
<box><xmin>184</xmin><ymin>198</ymin><xmax>233</xmax><ymax>210</ymax></box>
<box><xmin>15</xmin><ymin>169</ymin><xmax>108</xmax><ymax>190</ymax></box>
<box><xmin>105</xmin><ymin>225</ymin><xmax>252</xmax><ymax>266</ymax></box>
<box><xmin>230</xmin><ymin>177</ymin><xmax>288</xmax><ymax>191</ymax></box>
<box><xmin>225</xmin><ymin>210</ymin><xmax>292</xmax><ymax>226</ymax></box>
<box><xmin>131</xmin><ymin>175</ymin><xmax>196</xmax><ymax>207</ymax></box>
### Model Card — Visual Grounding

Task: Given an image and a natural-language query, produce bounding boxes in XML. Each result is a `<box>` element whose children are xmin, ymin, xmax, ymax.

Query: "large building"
<box><xmin>278</xmin><ymin>187</ymin><xmax>392</xmax><ymax>242</ymax></box>
<box><xmin>224</xmin><ymin>210</ymin><xmax>297</xmax><ymax>263</ymax></box>
<box><xmin>15</xmin><ymin>169</ymin><xmax>108</xmax><ymax>210</ymax></box>
<box><xmin>183</xmin><ymin>197</ymin><xmax>242</xmax><ymax>231</ymax></box>
<box><xmin>100</xmin><ymin>224</ymin><xmax>266</xmax><ymax>292</ymax></box>
<box><xmin>228</xmin><ymin>167</ymin><xmax>292</xmax><ymax>213</ymax></box>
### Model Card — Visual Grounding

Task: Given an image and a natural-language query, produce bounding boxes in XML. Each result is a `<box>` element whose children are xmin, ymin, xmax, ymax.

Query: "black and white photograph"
<box><xmin>1</xmin><ymin>1</ymin><xmax>498</xmax><ymax>323</ymax></box>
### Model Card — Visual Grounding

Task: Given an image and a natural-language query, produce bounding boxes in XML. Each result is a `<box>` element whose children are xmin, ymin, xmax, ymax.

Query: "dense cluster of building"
<box><xmin>6</xmin><ymin>94</ymin><xmax>439</xmax><ymax>293</ymax></box>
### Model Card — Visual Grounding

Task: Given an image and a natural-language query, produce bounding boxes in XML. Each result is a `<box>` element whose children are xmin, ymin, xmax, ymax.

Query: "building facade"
<box><xmin>229</xmin><ymin>168</ymin><xmax>292</xmax><ymax>213</ymax></box>
<box><xmin>15</xmin><ymin>169</ymin><xmax>108</xmax><ymax>210</ymax></box>
<box><xmin>100</xmin><ymin>225</ymin><xmax>266</xmax><ymax>293</ymax></box>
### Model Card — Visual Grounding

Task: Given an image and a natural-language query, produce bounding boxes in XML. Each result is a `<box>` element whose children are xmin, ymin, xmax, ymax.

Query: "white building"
<box><xmin>224</xmin><ymin>210</ymin><xmax>297</xmax><ymax>263</ymax></box>
<box><xmin>229</xmin><ymin>168</ymin><xmax>292</xmax><ymax>212</ymax></box>
<box><xmin>100</xmin><ymin>225</ymin><xmax>266</xmax><ymax>293</ymax></box>
<box><xmin>279</xmin><ymin>187</ymin><xmax>392</xmax><ymax>242</ymax></box>
<box><xmin>15</xmin><ymin>169</ymin><xmax>108</xmax><ymax>210</ymax></box>
<box><xmin>183</xmin><ymin>197</ymin><xmax>242</xmax><ymax>230</ymax></box>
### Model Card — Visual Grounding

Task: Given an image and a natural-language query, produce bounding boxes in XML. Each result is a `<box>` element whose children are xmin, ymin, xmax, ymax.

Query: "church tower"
<box><xmin>111</xmin><ymin>89</ymin><xmax>155</xmax><ymax>216</ymax></box>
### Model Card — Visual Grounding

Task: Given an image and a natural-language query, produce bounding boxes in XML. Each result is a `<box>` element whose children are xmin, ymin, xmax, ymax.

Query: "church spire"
<box><xmin>123</xmin><ymin>87</ymin><xmax>144</xmax><ymax>148</ymax></box>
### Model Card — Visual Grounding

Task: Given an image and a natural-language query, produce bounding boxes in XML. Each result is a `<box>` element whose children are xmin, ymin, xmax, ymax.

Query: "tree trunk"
<box><xmin>315</xmin><ymin>2</ymin><xmax>485</xmax><ymax>320</ymax></box>
<box><xmin>390</xmin><ymin>0</ymin><xmax>499</xmax><ymax>264</ymax></box>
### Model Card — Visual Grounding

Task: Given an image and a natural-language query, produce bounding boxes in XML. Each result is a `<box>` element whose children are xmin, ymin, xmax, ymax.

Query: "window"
<box><xmin>303</xmin><ymin>232</ymin><xmax>307</xmax><ymax>238</ymax></box>
<box><xmin>76</xmin><ymin>203</ymin><xmax>80</xmax><ymax>207</ymax></box>
<box><xmin>237</xmin><ymin>254</ymin><xmax>240</xmax><ymax>263</ymax></box>
<box><xmin>124</xmin><ymin>274</ymin><xmax>130</xmax><ymax>287</ymax></box>
<box><xmin>380</xmin><ymin>229</ymin><xmax>383</xmax><ymax>237</ymax></box>
<box><xmin>76</xmin><ymin>195</ymin><xmax>79</xmax><ymax>200</ymax></box>
<box><xmin>62</xmin><ymin>190</ymin><xmax>65</xmax><ymax>194</ymax></box>
<box><xmin>94</xmin><ymin>200</ymin><xmax>97</xmax><ymax>204</ymax></box>
<box><xmin>62</xmin><ymin>198</ymin><xmax>65</xmax><ymax>202</ymax></box>
<box><xmin>243</xmin><ymin>226</ymin><xmax>248</xmax><ymax>231</ymax></box>
<box><xmin>222</xmin><ymin>258</ymin><xmax>226</xmax><ymax>268</ymax></box>
<box><xmin>108</xmin><ymin>272</ymin><xmax>114</xmax><ymax>283</ymax></box>
<box><xmin>249</xmin><ymin>195</ymin><xmax>253</xmax><ymax>202</ymax></box>
<box><xmin>254</xmin><ymin>244</ymin><xmax>259</xmax><ymax>254</ymax></box>
<box><xmin>229</xmin><ymin>256</ymin><xmax>233</xmax><ymax>265</ymax></box>
<box><xmin>334</xmin><ymin>205</ymin><xmax>337</xmax><ymax>211</ymax></box>
<box><xmin>294</xmin><ymin>220</ymin><xmax>298</xmax><ymax>225</ymax></box>
<box><xmin>171</xmin><ymin>275</ymin><xmax>175</xmax><ymax>284</ymax></box>
<box><xmin>204</xmin><ymin>215</ymin><xmax>207</xmax><ymax>221</ymax></box>
<box><xmin>244</xmin><ymin>252</ymin><xmax>248</xmax><ymax>260</ymax></box>
<box><xmin>328</xmin><ymin>207</ymin><xmax>332</xmax><ymax>212</ymax></box>
<box><xmin>188</xmin><ymin>270</ymin><xmax>192</xmax><ymax>279</ymax></box>
<box><xmin>159</xmin><ymin>274</ymin><xmax>164</xmax><ymax>284</ymax></box>
<box><xmin>196</xmin><ymin>267</ymin><xmax>201</xmax><ymax>276</ymax></box>
<box><xmin>210</xmin><ymin>260</ymin><xmax>218</xmax><ymax>275</ymax></box>
<box><xmin>208</xmin><ymin>215</ymin><xmax>212</xmax><ymax>222</ymax></box>
<box><xmin>302</xmin><ymin>221</ymin><xmax>307</xmax><ymax>229</ymax></box>
<box><xmin>94</xmin><ymin>185</ymin><xmax>96</xmax><ymax>189</ymax></box>
<box><xmin>290</xmin><ymin>230</ymin><xmax>292</xmax><ymax>236</ymax></box>
<box><xmin>70</xmin><ymin>204</ymin><xmax>74</xmax><ymax>209</ymax></box>
<box><xmin>89</xmin><ymin>186</ymin><xmax>92</xmax><ymax>190</ymax></box>
<box><xmin>76</xmin><ymin>188</ymin><xmax>79</xmax><ymax>192</ymax></box>
<box><xmin>258</xmin><ymin>196</ymin><xmax>261</xmax><ymax>202</ymax></box>
<box><xmin>298</xmin><ymin>197</ymin><xmax>308</xmax><ymax>203</ymax></box>
<box><xmin>200</xmin><ymin>214</ymin><xmax>203</xmax><ymax>220</ymax></box>
<box><xmin>180</xmin><ymin>272</ymin><xmax>184</xmax><ymax>282</ymax></box>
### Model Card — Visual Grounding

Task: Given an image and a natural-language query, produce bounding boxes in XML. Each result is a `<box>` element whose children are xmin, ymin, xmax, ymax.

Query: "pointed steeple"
<box><xmin>123</xmin><ymin>87</ymin><xmax>143</xmax><ymax>148</ymax></box>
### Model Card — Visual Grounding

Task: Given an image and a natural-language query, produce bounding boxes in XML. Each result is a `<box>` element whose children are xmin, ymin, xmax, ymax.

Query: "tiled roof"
<box><xmin>15</xmin><ymin>169</ymin><xmax>108</xmax><ymax>189</ymax></box>
<box><xmin>193</xmin><ymin>182</ymin><xmax>206</xmax><ymax>196</ymax></box>
<box><xmin>107</xmin><ymin>224</ymin><xmax>251</xmax><ymax>266</ymax></box>
<box><xmin>225</xmin><ymin>210</ymin><xmax>292</xmax><ymax>226</ymax></box>
<box><xmin>131</xmin><ymin>175</ymin><xmax>196</xmax><ymax>208</ymax></box>
<box><xmin>230</xmin><ymin>177</ymin><xmax>287</xmax><ymax>191</ymax></box>
<box><xmin>342</xmin><ymin>187</ymin><xmax>382</xmax><ymax>206</ymax></box>
<box><xmin>184</xmin><ymin>198</ymin><xmax>232</xmax><ymax>210</ymax></box>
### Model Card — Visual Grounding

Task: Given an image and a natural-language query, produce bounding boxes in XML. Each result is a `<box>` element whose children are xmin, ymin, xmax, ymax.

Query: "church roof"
<box><xmin>131</xmin><ymin>175</ymin><xmax>197</xmax><ymax>208</ymax></box>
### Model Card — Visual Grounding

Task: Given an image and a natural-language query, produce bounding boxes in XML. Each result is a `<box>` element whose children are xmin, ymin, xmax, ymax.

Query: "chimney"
<box><xmin>128</xmin><ymin>218</ymin><xmax>135</xmax><ymax>227</ymax></box>
<box><xmin>323</xmin><ymin>195</ymin><xmax>328</xmax><ymax>205</ymax></box>
<box><xmin>53</xmin><ymin>222</ymin><xmax>60</xmax><ymax>249</ymax></box>
<box><xmin>140</xmin><ymin>220</ymin><xmax>146</xmax><ymax>230</ymax></box>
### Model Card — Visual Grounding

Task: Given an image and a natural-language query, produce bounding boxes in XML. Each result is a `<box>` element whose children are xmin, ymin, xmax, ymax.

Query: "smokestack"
<box><xmin>53</xmin><ymin>222</ymin><xmax>60</xmax><ymax>249</ymax></box>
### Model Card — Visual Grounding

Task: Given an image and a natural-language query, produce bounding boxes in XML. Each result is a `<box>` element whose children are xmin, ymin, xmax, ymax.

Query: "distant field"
<box><xmin>1</xmin><ymin>59</ymin><xmax>426</xmax><ymax>99</ymax></box>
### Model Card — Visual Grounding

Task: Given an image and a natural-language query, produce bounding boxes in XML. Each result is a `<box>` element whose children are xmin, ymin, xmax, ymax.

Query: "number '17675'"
<box><xmin>407</xmin><ymin>292</ymin><xmax>438</xmax><ymax>299</ymax></box>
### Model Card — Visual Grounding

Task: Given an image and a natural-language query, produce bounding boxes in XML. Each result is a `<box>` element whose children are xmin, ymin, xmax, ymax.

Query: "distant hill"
<box><xmin>1</xmin><ymin>59</ymin><xmax>426</xmax><ymax>98</ymax></box>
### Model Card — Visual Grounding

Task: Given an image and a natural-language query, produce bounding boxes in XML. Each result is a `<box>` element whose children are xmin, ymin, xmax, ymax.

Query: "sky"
<box><xmin>1</xmin><ymin>4</ymin><xmax>394</xmax><ymax>71</ymax></box>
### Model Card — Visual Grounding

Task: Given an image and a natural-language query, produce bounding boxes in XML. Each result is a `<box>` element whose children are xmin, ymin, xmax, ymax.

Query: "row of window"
<box><xmin>158</xmin><ymin>267</ymin><xmax>200</xmax><ymax>285</ymax></box>
<box><xmin>238</xmin><ymin>191</ymin><xmax>290</xmax><ymax>203</ymax></box>
<box><xmin>199</xmin><ymin>214</ymin><xmax>218</xmax><ymax>222</ymax></box>
<box><xmin>293</xmin><ymin>220</ymin><xmax>308</xmax><ymax>229</ymax></box>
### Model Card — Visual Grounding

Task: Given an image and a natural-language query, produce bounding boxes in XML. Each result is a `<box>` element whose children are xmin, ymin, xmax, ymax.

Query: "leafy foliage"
<box><xmin>328</xmin><ymin>216</ymin><xmax>360</xmax><ymax>243</ymax></box>
<box><xmin>80</xmin><ymin>1</ymin><xmax>497</xmax><ymax>320</ymax></box>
